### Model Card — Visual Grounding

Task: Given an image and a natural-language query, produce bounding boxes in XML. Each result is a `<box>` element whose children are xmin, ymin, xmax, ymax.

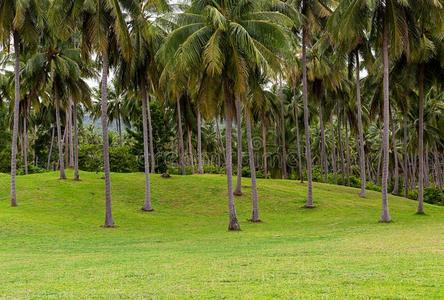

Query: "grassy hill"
<box><xmin>0</xmin><ymin>171</ymin><xmax>443</xmax><ymax>299</ymax></box>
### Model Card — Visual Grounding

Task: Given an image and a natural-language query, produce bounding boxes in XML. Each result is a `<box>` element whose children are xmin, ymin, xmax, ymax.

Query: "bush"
<box><xmin>109</xmin><ymin>146</ymin><xmax>139</xmax><ymax>173</ymax></box>
<box><xmin>366</xmin><ymin>182</ymin><xmax>382</xmax><ymax>192</ymax></box>
<box><xmin>79</xmin><ymin>144</ymin><xmax>102</xmax><ymax>172</ymax></box>
<box><xmin>424</xmin><ymin>187</ymin><xmax>443</xmax><ymax>205</ymax></box>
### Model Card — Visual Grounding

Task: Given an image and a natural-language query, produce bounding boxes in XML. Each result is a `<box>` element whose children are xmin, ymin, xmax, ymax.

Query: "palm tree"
<box><xmin>52</xmin><ymin>0</ymin><xmax>135</xmax><ymax>227</ymax></box>
<box><xmin>159</xmin><ymin>0</ymin><xmax>291</xmax><ymax>230</ymax></box>
<box><xmin>331</xmin><ymin>0</ymin><xmax>414</xmax><ymax>222</ymax></box>
<box><xmin>0</xmin><ymin>0</ymin><xmax>46</xmax><ymax>206</ymax></box>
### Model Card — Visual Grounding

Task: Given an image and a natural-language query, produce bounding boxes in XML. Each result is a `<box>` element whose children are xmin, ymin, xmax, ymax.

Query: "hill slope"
<box><xmin>0</xmin><ymin>171</ymin><xmax>443</xmax><ymax>299</ymax></box>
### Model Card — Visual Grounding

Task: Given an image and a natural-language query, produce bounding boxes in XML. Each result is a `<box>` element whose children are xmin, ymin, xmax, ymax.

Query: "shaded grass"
<box><xmin>0</xmin><ymin>171</ymin><xmax>443</xmax><ymax>299</ymax></box>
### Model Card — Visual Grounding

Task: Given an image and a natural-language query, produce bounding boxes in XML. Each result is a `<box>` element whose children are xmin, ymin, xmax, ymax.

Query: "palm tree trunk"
<box><xmin>246</xmin><ymin>109</ymin><xmax>260</xmax><ymax>222</ymax></box>
<box><xmin>302</xmin><ymin>24</ymin><xmax>314</xmax><ymax>208</ymax></box>
<box><xmin>176</xmin><ymin>96</ymin><xmax>185</xmax><ymax>175</ymax></box>
<box><xmin>425</xmin><ymin>145</ymin><xmax>429</xmax><ymax>187</ymax></box>
<box><xmin>23</xmin><ymin>113</ymin><xmax>29</xmax><ymax>175</ymax></box>
<box><xmin>188</xmin><ymin>127</ymin><xmax>195</xmax><ymax>174</ymax></box>
<box><xmin>101</xmin><ymin>49</ymin><xmax>114</xmax><ymax>227</ymax></box>
<box><xmin>380</xmin><ymin>18</ymin><xmax>392</xmax><ymax>222</ymax></box>
<box><xmin>355</xmin><ymin>51</ymin><xmax>366</xmax><ymax>197</ymax></box>
<box><xmin>234</xmin><ymin>97</ymin><xmax>243</xmax><ymax>196</ymax></box>
<box><xmin>345</xmin><ymin>115</ymin><xmax>351</xmax><ymax>186</ymax></box>
<box><xmin>141</xmin><ymin>88</ymin><xmax>153</xmax><ymax>212</ymax></box>
<box><xmin>216</xmin><ymin>118</ymin><xmax>225</xmax><ymax>166</ymax></box>
<box><xmin>391</xmin><ymin>111</ymin><xmax>399</xmax><ymax>195</ymax></box>
<box><xmin>295</xmin><ymin>105</ymin><xmax>303</xmax><ymax>183</ymax></box>
<box><xmin>47</xmin><ymin>126</ymin><xmax>55</xmax><ymax>170</ymax></box>
<box><xmin>197</xmin><ymin>109</ymin><xmax>203</xmax><ymax>174</ymax></box>
<box><xmin>225</xmin><ymin>100</ymin><xmax>240</xmax><ymax>231</ymax></box>
<box><xmin>262</xmin><ymin>121</ymin><xmax>268</xmax><ymax>179</ymax></box>
<box><xmin>319</xmin><ymin>97</ymin><xmax>327</xmax><ymax>182</ymax></box>
<box><xmin>73</xmin><ymin>103</ymin><xmax>80</xmax><ymax>181</ymax></box>
<box><xmin>332</xmin><ymin>122</ymin><xmax>337</xmax><ymax>182</ymax></box>
<box><xmin>147</xmin><ymin>95</ymin><xmax>155</xmax><ymax>173</ymax></box>
<box><xmin>403</xmin><ymin>112</ymin><xmax>409</xmax><ymax>197</ymax></box>
<box><xmin>10</xmin><ymin>31</ymin><xmax>21</xmax><ymax>207</ymax></box>
<box><xmin>338</xmin><ymin>107</ymin><xmax>345</xmax><ymax>184</ymax></box>
<box><xmin>280</xmin><ymin>83</ymin><xmax>288</xmax><ymax>179</ymax></box>
<box><xmin>55</xmin><ymin>99</ymin><xmax>66</xmax><ymax>180</ymax></box>
<box><xmin>417</xmin><ymin>65</ymin><xmax>425</xmax><ymax>214</ymax></box>
<box><xmin>68</xmin><ymin>100</ymin><xmax>74</xmax><ymax>167</ymax></box>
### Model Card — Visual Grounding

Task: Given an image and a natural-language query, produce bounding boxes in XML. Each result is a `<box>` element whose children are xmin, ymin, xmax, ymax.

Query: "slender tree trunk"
<box><xmin>73</xmin><ymin>103</ymin><xmax>80</xmax><ymax>180</ymax></box>
<box><xmin>262</xmin><ymin>121</ymin><xmax>268</xmax><ymax>179</ymax></box>
<box><xmin>345</xmin><ymin>114</ymin><xmax>351</xmax><ymax>186</ymax></box>
<box><xmin>425</xmin><ymin>145</ymin><xmax>429</xmax><ymax>187</ymax></box>
<box><xmin>188</xmin><ymin>127</ymin><xmax>195</xmax><ymax>174</ymax></box>
<box><xmin>234</xmin><ymin>97</ymin><xmax>243</xmax><ymax>196</ymax></box>
<box><xmin>197</xmin><ymin>109</ymin><xmax>203</xmax><ymax>174</ymax></box>
<box><xmin>338</xmin><ymin>107</ymin><xmax>345</xmax><ymax>184</ymax></box>
<box><xmin>302</xmin><ymin>24</ymin><xmax>314</xmax><ymax>208</ymax></box>
<box><xmin>225</xmin><ymin>100</ymin><xmax>240</xmax><ymax>231</ymax></box>
<box><xmin>246</xmin><ymin>109</ymin><xmax>260</xmax><ymax>222</ymax></box>
<box><xmin>391</xmin><ymin>111</ymin><xmax>399</xmax><ymax>195</ymax></box>
<box><xmin>47</xmin><ymin>126</ymin><xmax>55</xmax><ymax>170</ymax></box>
<box><xmin>68</xmin><ymin>100</ymin><xmax>74</xmax><ymax>167</ymax></box>
<box><xmin>355</xmin><ymin>52</ymin><xmax>366</xmax><ymax>196</ymax></box>
<box><xmin>147</xmin><ymin>95</ymin><xmax>155</xmax><ymax>173</ymax></box>
<box><xmin>101</xmin><ymin>49</ymin><xmax>114</xmax><ymax>227</ymax></box>
<box><xmin>55</xmin><ymin>99</ymin><xmax>66</xmax><ymax>180</ymax></box>
<box><xmin>417</xmin><ymin>65</ymin><xmax>425</xmax><ymax>214</ymax></box>
<box><xmin>319</xmin><ymin>97</ymin><xmax>327</xmax><ymax>182</ymax></box>
<box><xmin>141</xmin><ymin>88</ymin><xmax>153</xmax><ymax>211</ymax></box>
<box><xmin>216</xmin><ymin>118</ymin><xmax>225</xmax><ymax>165</ymax></box>
<box><xmin>10</xmin><ymin>31</ymin><xmax>21</xmax><ymax>207</ymax></box>
<box><xmin>295</xmin><ymin>105</ymin><xmax>303</xmax><ymax>183</ymax></box>
<box><xmin>403</xmin><ymin>112</ymin><xmax>409</xmax><ymax>197</ymax></box>
<box><xmin>280</xmin><ymin>82</ymin><xmax>288</xmax><ymax>179</ymax></box>
<box><xmin>23</xmin><ymin>113</ymin><xmax>29</xmax><ymax>175</ymax></box>
<box><xmin>176</xmin><ymin>96</ymin><xmax>185</xmax><ymax>175</ymax></box>
<box><xmin>332</xmin><ymin>122</ymin><xmax>337</xmax><ymax>182</ymax></box>
<box><xmin>380</xmin><ymin>19</ymin><xmax>391</xmax><ymax>222</ymax></box>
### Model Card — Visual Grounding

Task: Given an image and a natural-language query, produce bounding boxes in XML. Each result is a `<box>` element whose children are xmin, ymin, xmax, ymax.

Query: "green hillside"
<box><xmin>0</xmin><ymin>171</ymin><xmax>443</xmax><ymax>299</ymax></box>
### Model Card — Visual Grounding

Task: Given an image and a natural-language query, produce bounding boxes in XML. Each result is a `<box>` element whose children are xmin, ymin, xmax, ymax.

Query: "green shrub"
<box><xmin>109</xmin><ymin>146</ymin><xmax>139</xmax><ymax>173</ymax></box>
<box><xmin>424</xmin><ymin>187</ymin><xmax>443</xmax><ymax>205</ymax></box>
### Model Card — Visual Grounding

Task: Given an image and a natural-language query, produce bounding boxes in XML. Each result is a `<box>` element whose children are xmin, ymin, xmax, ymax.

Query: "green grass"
<box><xmin>0</xmin><ymin>171</ymin><xmax>443</xmax><ymax>299</ymax></box>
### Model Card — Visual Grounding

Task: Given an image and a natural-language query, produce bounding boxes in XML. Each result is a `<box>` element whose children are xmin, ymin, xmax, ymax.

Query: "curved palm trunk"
<box><xmin>141</xmin><ymin>88</ymin><xmax>153</xmax><ymax>212</ymax></box>
<box><xmin>380</xmin><ymin>19</ymin><xmax>392</xmax><ymax>222</ymax></box>
<box><xmin>234</xmin><ymin>97</ymin><xmax>243</xmax><ymax>196</ymax></box>
<box><xmin>302</xmin><ymin>25</ymin><xmax>314</xmax><ymax>208</ymax></box>
<box><xmin>197</xmin><ymin>109</ymin><xmax>203</xmax><ymax>174</ymax></box>
<box><xmin>23</xmin><ymin>115</ymin><xmax>29</xmax><ymax>175</ymax></box>
<box><xmin>101</xmin><ymin>50</ymin><xmax>114</xmax><ymax>227</ymax></box>
<box><xmin>73</xmin><ymin>103</ymin><xmax>80</xmax><ymax>181</ymax></box>
<box><xmin>225</xmin><ymin>100</ymin><xmax>240</xmax><ymax>231</ymax></box>
<box><xmin>47</xmin><ymin>126</ymin><xmax>55</xmax><ymax>170</ymax></box>
<box><xmin>331</xmin><ymin>121</ymin><xmax>337</xmax><ymax>183</ymax></box>
<box><xmin>417</xmin><ymin>65</ymin><xmax>425</xmax><ymax>214</ymax></box>
<box><xmin>215</xmin><ymin>118</ymin><xmax>225</xmax><ymax>166</ymax></box>
<box><xmin>10</xmin><ymin>31</ymin><xmax>21</xmax><ymax>206</ymax></box>
<box><xmin>176</xmin><ymin>96</ymin><xmax>185</xmax><ymax>175</ymax></box>
<box><xmin>68</xmin><ymin>101</ymin><xmax>74</xmax><ymax>167</ymax></box>
<box><xmin>355</xmin><ymin>52</ymin><xmax>366</xmax><ymax>197</ymax></box>
<box><xmin>262</xmin><ymin>121</ymin><xmax>268</xmax><ymax>179</ymax></box>
<box><xmin>55</xmin><ymin>99</ymin><xmax>66</xmax><ymax>180</ymax></box>
<box><xmin>337</xmin><ymin>107</ymin><xmax>345</xmax><ymax>184</ymax></box>
<box><xmin>147</xmin><ymin>95</ymin><xmax>155</xmax><ymax>173</ymax></box>
<box><xmin>403</xmin><ymin>113</ymin><xmax>409</xmax><ymax>197</ymax></box>
<box><xmin>246</xmin><ymin>109</ymin><xmax>260</xmax><ymax>222</ymax></box>
<box><xmin>319</xmin><ymin>97</ymin><xmax>327</xmax><ymax>182</ymax></box>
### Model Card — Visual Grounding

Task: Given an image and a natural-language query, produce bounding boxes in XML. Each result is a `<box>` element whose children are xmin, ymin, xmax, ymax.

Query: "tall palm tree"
<box><xmin>159</xmin><ymin>0</ymin><xmax>291</xmax><ymax>230</ymax></box>
<box><xmin>52</xmin><ymin>0</ymin><xmax>136</xmax><ymax>227</ymax></box>
<box><xmin>0</xmin><ymin>0</ymin><xmax>46</xmax><ymax>206</ymax></box>
<box><xmin>331</xmin><ymin>0</ymin><xmax>413</xmax><ymax>222</ymax></box>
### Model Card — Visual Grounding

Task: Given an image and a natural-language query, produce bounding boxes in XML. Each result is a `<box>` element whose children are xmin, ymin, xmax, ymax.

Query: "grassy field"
<box><xmin>0</xmin><ymin>171</ymin><xmax>443</xmax><ymax>299</ymax></box>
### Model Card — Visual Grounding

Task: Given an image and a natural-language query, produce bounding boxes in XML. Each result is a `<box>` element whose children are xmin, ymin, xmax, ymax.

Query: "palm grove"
<box><xmin>0</xmin><ymin>0</ymin><xmax>443</xmax><ymax>230</ymax></box>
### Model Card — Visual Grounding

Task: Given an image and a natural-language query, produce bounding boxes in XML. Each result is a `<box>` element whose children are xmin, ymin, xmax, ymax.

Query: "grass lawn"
<box><xmin>0</xmin><ymin>171</ymin><xmax>443</xmax><ymax>299</ymax></box>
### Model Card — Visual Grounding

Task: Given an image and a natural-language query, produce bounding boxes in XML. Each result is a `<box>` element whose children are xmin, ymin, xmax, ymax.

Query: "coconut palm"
<box><xmin>159</xmin><ymin>0</ymin><xmax>291</xmax><ymax>230</ymax></box>
<box><xmin>0</xmin><ymin>0</ymin><xmax>46</xmax><ymax>206</ymax></box>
